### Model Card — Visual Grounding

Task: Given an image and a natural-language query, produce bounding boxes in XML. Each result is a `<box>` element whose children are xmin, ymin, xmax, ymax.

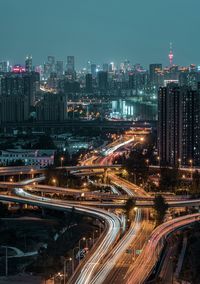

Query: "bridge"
<box><xmin>0</xmin><ymin>119</ymin><xmax>156</xmax><ymax>133</ymax></box>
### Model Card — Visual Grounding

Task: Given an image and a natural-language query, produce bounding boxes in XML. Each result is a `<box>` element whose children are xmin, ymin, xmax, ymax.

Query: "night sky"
<box><xmin>0</xmin><ymin>0</ymin><xmax>199</xmax><ymax>68</ymax></box>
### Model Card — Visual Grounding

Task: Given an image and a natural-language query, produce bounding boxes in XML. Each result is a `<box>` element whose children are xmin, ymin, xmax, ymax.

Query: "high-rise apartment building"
<box><xmin>158</xmin><ymin>83</ymin><xmax>200</xmax><ymax>167</ymax></box>
<box><xmin>36</xmin><ymin>93</ymin><xmax>67</xmax><ymax>121</ymax></box>
<box><xmin>0</xmin><ymin>72</ymin><xmax>39</xmax><ymax>108</ymax></box>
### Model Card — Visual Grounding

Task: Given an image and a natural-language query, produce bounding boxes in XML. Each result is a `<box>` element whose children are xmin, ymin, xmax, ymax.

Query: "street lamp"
<box><xmin>178</xmin><ymin>158</ymin><xmax>181</xmax><ymax>168</ymax></box>
<box><xmin>189</xmin><ymin>159</ymin><xmax>193</xmax><ymax>179</ymax></box>
<box><xmin>52</xmin><ymin>178</ymin><xmax>57</xmax><ymax>186</ymax></box>
<box><xmin>78</xmin><ymin>237</ymin><xmax>87</xmax><ymax>263</ymax></box>
<box><xmin>157</xmin><ymin>156</ymin><xmax>160</xmax><ymax>167</ymax></box>
<box><xmin>64</xmin><ymin>257</ymin><xmax>73</xmax><ymax>284</ymax></box>
<box><xmin>60</xmin><ymin>157</ymin><xmax>64</xmax><ymax>168</ymax></box>
<box><xmin>92</xmin><ymin>230</ymin><xmax>99</xmax><ymax>246</ymax></box>
<box><xmin>19</xmin><ymin>171</ymin><xmax>23</xmax><ymax>181</ymax></box>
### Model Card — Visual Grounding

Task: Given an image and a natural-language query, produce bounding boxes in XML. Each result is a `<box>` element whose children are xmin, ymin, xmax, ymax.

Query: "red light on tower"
<box><xmin>168</xmin><ymin>42</ymin><xmax>174</xmax><ymax>66</ymax></box>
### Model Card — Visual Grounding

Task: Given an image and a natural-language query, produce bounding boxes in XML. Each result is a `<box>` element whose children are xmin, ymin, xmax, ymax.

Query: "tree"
<box><xmin>192</xmin><ymin>170</ymin><xmax>200</xmax><ymax>195</ymax></box>
<box><xmin>153</xmin><ymin>195</ymin><xmax>168</xmax><ymax>225</ymax></box>
<box><xmin>32</xmin><ymin>135</ymin><xmax>56</xmax><ymax>149</ymax></box>
<box><xmin>124</xmin><ymin>150</ymin><xmax>149</xmax><ymax>184</ymax></box>
<box><xmin>159</xmin><ymin>167</ymin><xmax>179</xmax><ymax>191</ymax></box>
<box><xmin>0</xmin><ymin>202</ymin><xmax>8</xmax><ymax>217</ymax></box>
<box><xmin>124</xmin><ymin>198</ymin><xmax>136</xmax><ymax>219</ymax></box>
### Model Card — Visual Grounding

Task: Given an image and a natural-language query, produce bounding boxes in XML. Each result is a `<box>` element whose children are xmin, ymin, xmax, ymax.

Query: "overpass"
<box><xmin>0</xmin><ymin>119</ymin><xmax>156</xmax><ymax>133</ymax></box>
<box><xmin>0</xmin><ymin>164</ymin><xmax>122</xmax><ymax>177</ymax></box>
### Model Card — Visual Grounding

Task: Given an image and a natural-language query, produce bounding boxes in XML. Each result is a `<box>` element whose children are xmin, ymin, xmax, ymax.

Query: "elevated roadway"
<box><xmin>126</xmin><ymin>213</ymin><xmax>200</xmax><ymax>284</ymax></box>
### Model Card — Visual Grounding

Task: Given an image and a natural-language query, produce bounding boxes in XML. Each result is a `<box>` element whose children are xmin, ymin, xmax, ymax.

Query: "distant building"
<box><xmin>158</xmin><ymin>83</ymin><xmax>200</xmax><ymax>167</ymax></box>
<box><xmin>91</xmin><ymin>64</ymin><xmax>97</xmax><ymax>79</ymax></box>
<box><xmin>0</xmin><ymin>149</ymin><xmax>55</xmax><ymax>167</ymax></box>
<box><xmin>67</xmin><ymin>56</ymin><xmax>75</xmax><ymax>72</ymax></box>
<box><xmin>36</xmin><ymin>93</ymin><xmax>67</xmax><ymax>121</ymax></box>
<box><xmin>97</xmin><ymin>71</ymin><xmax>108</xmax><ymax>91</ymax></box>
<box><xmin>103</xmin><ymin>63</ymin><xmax>109</xmax><ymax>72</ymax></box>
<box><xmin>0</xmin><ymin>95</ymin><xmax>29</xmax><ymax>123</ymax></box>
<box><xmin>85</xmin><ymin>73</ymin><xmax>93</xmax><ymax>93</ymax></box>
<box><xmin>0</xmin><ymin>72</ymin><xmax>40</xmax><ymax>108</ymax></box>
<box><xmin>65</xmin><ymin>56</ymin><xmax>75</xmax><ymax>80</ymax></box>
<box><xmin>0</xmin><ymin>61</ymin><xmax>9</xmax><ymax>73</ymax></box>
<box><xmin>149</xmin><ymin>64</ymin><xmax>162</xmax><ymax>88</ymax></box>
<box><xmin>56</xmin><ymin>61</ymin><xmax>64</xmax><ymax>78</ymax></box>
<box><xmin>25</xmin><ymin>56</ymin><xmax>32</xmax><ymax>72</ymax></box>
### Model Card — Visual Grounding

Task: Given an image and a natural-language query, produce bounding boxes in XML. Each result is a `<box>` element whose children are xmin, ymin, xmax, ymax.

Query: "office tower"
<box><xmin>97</xmin><ymin>71</ymin><xmax>108</xmax><ymax>91</ymax></box>
<box><xmin>0</xmin><ymin>95</ymin><xmax>29</xmax><ymax>123</ymax></box>
<box><xmin>56</xmin><ymin>61</ymin><xmax>64</xmax><ymax>78</ymax></box>
<box><xmin>48</xmin><ymin>56</ymin><xmax>55</xmax><ymax>67</ymax></box>
<box><xmin>85</xmin><ymin>73</ymin><xmax>93</xmax><ymax>93</ymax></box>
<box><xmin>103</xmin><ymin>63</ymin><xmax>109</xmax><ymax>72</ymax></box>
<box><xmin>124</xmin><ymin>60</ymin><xmax>131</xmax><ymax>72</ymax></box>
<box><xmin>0</xmin><ymin>61</ymin><xmax>9</xmax><ymax>73</ymax></box>
<box><xmin>91</xmin><ymin>64</ymin><xmax>97</xmax><ymax>79</ymax></box>
<box><xmin>66</xmin><ymin>56</ymin><xmax>75</xmax><ymax>80</ymax></box>
<box><xmin>43</xmin><ymin>63</ymin><xmax>51</xmax><ymax>80</ymax></box>
<box><xmin>25</xmin><ymin>56</ymin><xmax>32</xmax><ymax>72</ymax></box>
<box><xmin>47</xmin><ymin>72</ymin><xmax>58</xmax><ymax>89</ymax></box>
<box><xmin>46</xmin><ymin>56</ymin><xmax>55</xmax><ymax>77</ymax></box>
<box><xmin>87</xmin><ymin>60</ymin><xmax>91</xmax><ymax>73</ymax></box>
<box><xmin>109</xmin><ymin>62</ymin><xmax>114</xmax><ymax>72</ymax></box>
<box><xmin>129</xmin><ymin>72</ymin><xmax>148</xmax><ymax>93</ymax></box>
<box><xmin>36</xmin><ymin>93</ymin><xmax>67</xmax><ymax>121</ymax></box>
<box><xmin>67</xmin><ymin>56</ymin><xmax>75</xmax><ymax>72</ymax></box>
<box><xmin>149</xmin><ymin>64</ymin><xmax>162</xmax><ymax>87</ymax></box>
<box><xmin>158</xmin><ymin>83</ymin><xmax>200</xmax><ymax>167</ymax></box>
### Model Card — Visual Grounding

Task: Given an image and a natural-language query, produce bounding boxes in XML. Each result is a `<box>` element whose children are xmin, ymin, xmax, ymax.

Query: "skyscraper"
<box><xmin>97</xmin><ymin>71</ymin><xmax>108</xmax><ymax>91</ymax></box>
<box><xmin>103</xmin><ymin>63</ymin><xmax>109</xmax><ymax>72</ymax></box>
<box><xmin>56</xmin><ymin>61</ymin><xmax>64</xmax><ymax>78</ymax></box>
<box><xmin>149</xmin><ymin>64</ymin><xmax>162</xmax><ymax>88</ymax></box>
<box><xmin>91</xmin><ymin>64</ymin><xmax>97</xmax><ymax>79</ymax></box>
<box><xmin>25</xmin><ymin>56</ymin><xmax>32</xmax><ymax>72</ymax></box>
<box><xmin>85</xmin><ymin>73</ymin><xmax>93</xmax><ymax>93</ymax></box>
<box><xmin>67</xmin><ymin>56</ymin><xmax>75</xmax><ymax>72</ymax></box>
<box><xmin>158</xmin><ymin>83</ymin><xmax>200</xmax><ymax>167</ymax></box>
<box><xmin>0</xmin><ymin>61</ymin><xmax>9</xmax><ymax>73</ymax></box>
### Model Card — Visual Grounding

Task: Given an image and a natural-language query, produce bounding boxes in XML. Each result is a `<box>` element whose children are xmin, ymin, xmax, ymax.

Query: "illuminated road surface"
<box><xmin>126</xmin><ymin>213</ymin><xmax>200</xmax><ymax>284</ymax></box>
<box><xmin>0</xmin><ymin>189</ymin><xmax>121</xmax><ymax>284</ymax></box>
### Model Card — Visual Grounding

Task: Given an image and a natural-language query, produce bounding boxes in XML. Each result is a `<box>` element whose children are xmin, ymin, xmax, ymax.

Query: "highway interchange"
<box><xmin>0</xmin><ymin>135</ymin><xmax>200</xmax><ymax>283</ymax></box>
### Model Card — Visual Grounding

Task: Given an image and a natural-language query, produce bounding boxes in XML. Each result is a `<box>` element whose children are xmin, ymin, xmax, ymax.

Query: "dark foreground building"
<box><xmin>158</xmin><ymin>83</ymin><xmax>200</xmax><ymax>167</ymax></box>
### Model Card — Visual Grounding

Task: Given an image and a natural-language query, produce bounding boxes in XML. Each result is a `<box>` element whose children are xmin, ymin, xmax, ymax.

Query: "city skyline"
<box><xmin>0</xmin><ymin>0</ymin><xmax>200</xmax><ymax>68</ymax></box>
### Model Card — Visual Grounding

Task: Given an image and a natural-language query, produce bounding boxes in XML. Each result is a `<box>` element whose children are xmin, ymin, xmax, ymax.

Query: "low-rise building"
<box><xmin>0</xmin><ymin>149</ymin><xmax>55</xmax><ymax>167</ymax></box>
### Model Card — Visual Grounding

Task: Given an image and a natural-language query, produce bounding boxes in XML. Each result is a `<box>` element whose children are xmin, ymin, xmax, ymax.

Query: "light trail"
<box><xmin>0</xmin><ymin>188</ymin><xmax>121</xmax><ymax>284</ymax></box>
<box><xmin>126</xmin><ymin>213</ymin><xmax>200</xmax><ymax>284</ymax></box>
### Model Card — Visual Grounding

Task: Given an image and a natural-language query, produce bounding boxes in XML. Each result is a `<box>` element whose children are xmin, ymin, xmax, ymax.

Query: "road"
<box><xmin>0</xmin><ymin>189</ymin><xmax>122</xmax><ymax>284</ymax></box>
<box><xmin>126</xmin><ymin>213</ymin><xmax>200</xmax><ymax>284</ymax></box>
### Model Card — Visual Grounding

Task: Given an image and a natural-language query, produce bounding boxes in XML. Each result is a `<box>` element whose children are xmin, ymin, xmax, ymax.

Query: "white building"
<box><xmin>0</xmin><ymin>149</ymin><xmax>55</xmax><ymax>167</ymax></box>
